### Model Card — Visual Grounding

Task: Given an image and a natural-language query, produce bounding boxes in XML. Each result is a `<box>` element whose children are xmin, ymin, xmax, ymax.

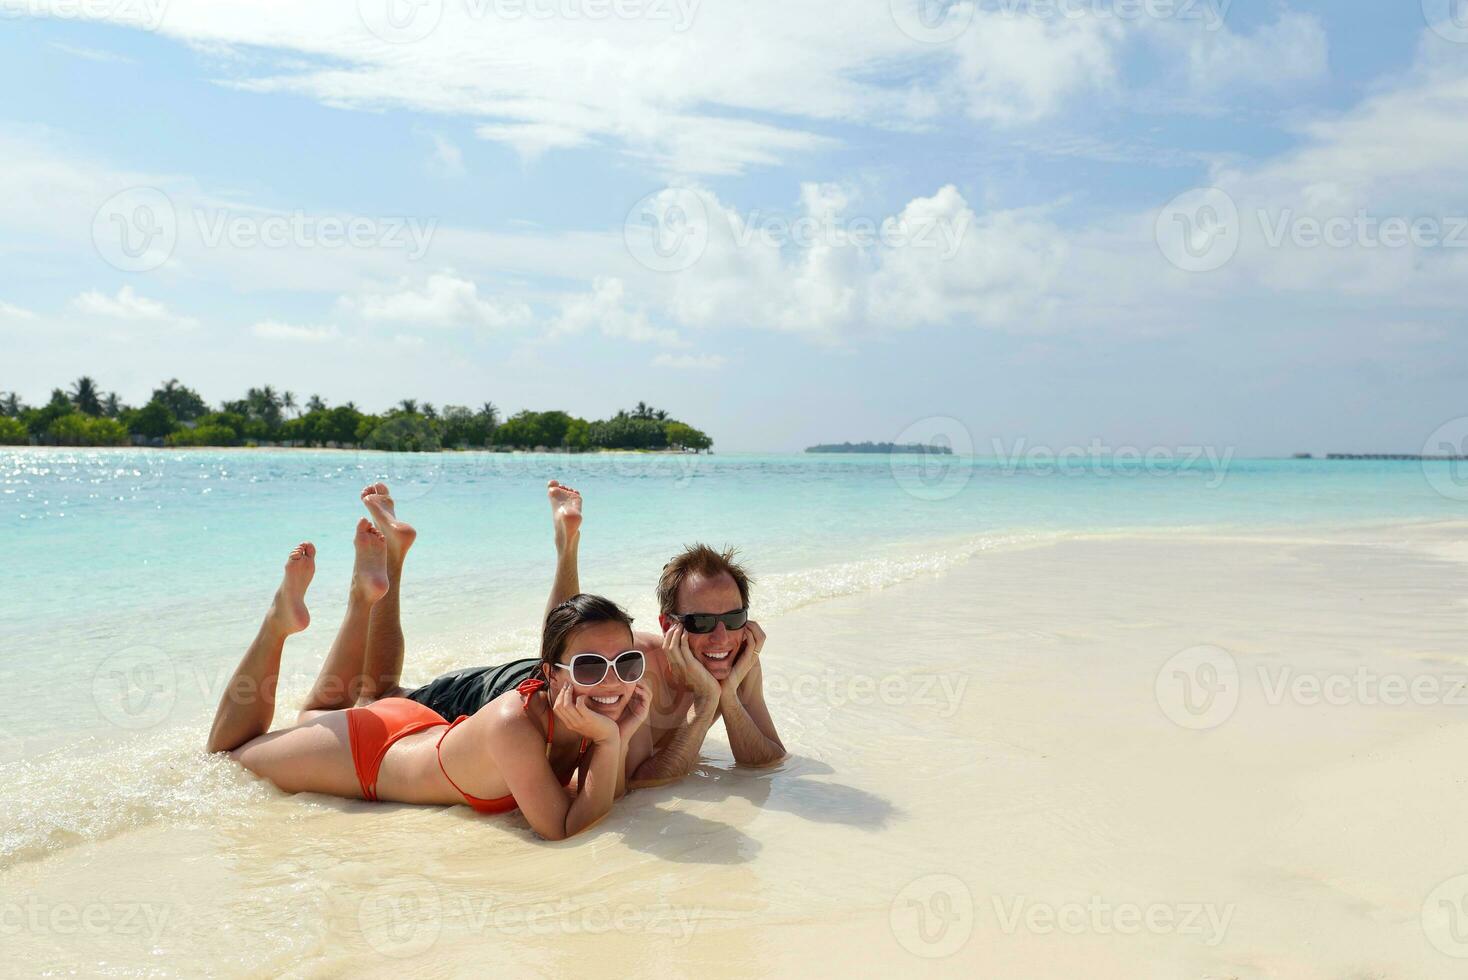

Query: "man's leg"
<box><xmin>297</xmin><ymin>519</ymin><xmax>390</xmax><ymax>720</ymax></box>
<box><xmin>206</xmin><ymin>543</ymin><xmax>315</xmax><ymax>753</ymax></box>
<box><xmin>359</xmin><ymin>483</ymin><xmax>417</xmax><ymax>703</ymax></box>
<box><xmin>545</xmin><ymin>479</ymin><xmax>582</xmax><ymax>617</ymax></box>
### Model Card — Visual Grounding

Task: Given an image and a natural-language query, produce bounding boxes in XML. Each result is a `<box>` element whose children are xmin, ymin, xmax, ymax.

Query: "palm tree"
<box><xmin>398</xmin><ymin>399</ymin><xmax>419</xmax><ymax>415</ymax></box>
<box><xmin>653</xmin><ymin>408</ymin><xmax>669</xmax><ymax>421</ymax></box>
<box><xmin>70</xmin><ymin>376</ymin><xmax>103</xmax><ymax>416</ymax></box>
<box><xmin>306</xmin><ymin>394</ymin><xmax>327</xmax><ymax>413</ymax></box>
<box><xmin>421</xmin><ymin>402</ymin><xmax>438</xmax><ymax>421</ymax></box>
<box><xmin>633</xmin><ymin>401</ymin><xmax>651</xmax><ymax>420</ymax></box>
<box><xmin>282</xmin><ymin>391</ymin><xmax>298</xmax><ymax>417</ymax></box>
<box><xmin>103</xmin><ymin>392</ymin><xmax>122</xmax><ymax>418</ymax></box>
<box><xmin>479</xmin><ymin>401</ymin><xmax>500</xmax><ymax>429</ymax></box>
<box><xmin>0</xmin><ymin>392</ymin><xmax>21</xmax><ymax>417</ymax></box>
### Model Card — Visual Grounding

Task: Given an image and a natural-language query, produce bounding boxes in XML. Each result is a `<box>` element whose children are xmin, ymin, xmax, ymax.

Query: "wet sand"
<box><xmin>4</xmin><ymin>522</ymin><xmax>1468</xmax><ymax>977</ymax></box>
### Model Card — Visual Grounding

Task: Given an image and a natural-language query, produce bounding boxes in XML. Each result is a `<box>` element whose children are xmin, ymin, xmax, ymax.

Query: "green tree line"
<box><xmin>0</xmin><ymin>380</ymin><xmax>713</xmax><ymax>453</ymax></box>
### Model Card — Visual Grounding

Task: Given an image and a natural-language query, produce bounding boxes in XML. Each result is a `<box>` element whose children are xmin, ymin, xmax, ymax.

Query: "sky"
<box><xmin>1</xmin><ymin>0</ymin><xmax>1465</xmax><ymax>454</ymax></box>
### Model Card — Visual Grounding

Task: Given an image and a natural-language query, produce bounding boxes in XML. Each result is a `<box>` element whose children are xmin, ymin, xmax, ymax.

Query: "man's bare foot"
<box><xmin>269</xmin><ymin>542</ymin><xmax>315</xmax><ymax>634</ymax></box>
<box><xmin>548</xmin><ymin>479</ymin><xmax>582</xmax><ymax>551</ymax></box>
<box><xmin>352</xmin><ymin>518</ymin><xmax>390</xmax><ymax>602</ymax></box>
<box><xmin>360</xmin><ymin>482</ymin><xmax>416</xmax><ymax>560</ymax></box>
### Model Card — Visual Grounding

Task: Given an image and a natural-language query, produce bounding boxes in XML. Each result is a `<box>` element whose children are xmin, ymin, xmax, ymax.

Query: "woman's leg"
<box><xmin>297</xmin><ymin>519</ymin><xmax>390</xmax><ymax>721</ymax></box>
<box><xmin>229</xmin><ymin>710</ymin><xmax>364</xmax><ymax>799</ymax></box>
<box><xmin>544</xmin><ymin>479</ymin><xmax>582</xmax><ymax>617</ymax></box>
<box><xmin>206</xmin><ymin>543</ymin><xmax>315</xmax><ymax>753</ymax></box>
<box><xmin>358</xmin><ymin>483</ymin><xmax>417</xmax><ymax>703</ymax></box>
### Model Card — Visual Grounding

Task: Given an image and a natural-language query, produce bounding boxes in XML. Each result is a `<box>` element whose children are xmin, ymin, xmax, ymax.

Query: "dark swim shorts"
<box><xmin>402</xmin><ymin>658</ymin><xmax>542</xmax><ymax>720</ymax></box>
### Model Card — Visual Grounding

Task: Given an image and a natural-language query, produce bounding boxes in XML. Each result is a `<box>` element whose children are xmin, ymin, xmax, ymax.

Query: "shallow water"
<box><xmin>0</xmin><ymin>450</ymin><xmax>1463</xmax><ymax>874</ymax></box>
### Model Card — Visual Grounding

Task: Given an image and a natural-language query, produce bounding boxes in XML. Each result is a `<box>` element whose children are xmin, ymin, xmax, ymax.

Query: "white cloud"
<box><xmin>72</xmin><ymin>286</ymin><xmax>198</xmax><ymax>328</ymax></box>
<box><xmin>342</xmin><ymin>272</ymin><xmax>533</xmax><ymax>330</ymax></box>
<box><xmin>0</xmin><ymin>300</ymin><xmax>38</xmax><ymax>321</ymax></box>
<box><xmin>1182</xmin><ymin>12</ymin><xmax>1329</xmax><ymax>92</ymax></box>
<box><xmin>425</xmin><ymin>132</ymin><xmax>466</xmax><ymax>178</ymax></box>
<box><xmin>652</xmin><ymin>352</ymin><xmax>727</xmax><ymax>370</ymax></box>
<box><xmin>633</xmin><ymin>183</ymin><xmax>1062</xmax><ymax>338</ymax></box>
<box><xmin>251</xmin><ymin>320</ymin><xmax>340</xmax><ymax>342</ymax></box>
<box><xmin>552</xmin><ymin>277</ymin><xmax>681</xmax><ymax>345</ymax></box>
<box><xmin>7</xmin><ymin>1</ymin><xmax>1315</xmax><ymax>177</ymax></box>
<box><xmin>945</xmin><ymin>12</ymin><xmax>1123</xmax><ymax>124</ymax></box>
<box><xmin>48</xmin><ymin>42</ymin><xmax>138</xmax><ymax>65</ymax></box>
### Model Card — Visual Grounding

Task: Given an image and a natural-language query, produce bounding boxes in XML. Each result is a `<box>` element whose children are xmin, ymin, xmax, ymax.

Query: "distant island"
<box><xmin>806</xmin><ymin>441</ymin><xmax>953</xmax><ymax>455</ymax></box>
<box><xmin>0</xmin><ymin>377</ymin><xmax>713</xmax><ymax>453</ymax></box>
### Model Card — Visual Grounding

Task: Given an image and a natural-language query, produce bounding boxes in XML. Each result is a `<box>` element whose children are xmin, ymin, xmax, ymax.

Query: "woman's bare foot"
<box><xmin>548</xmin><ymin>479</ymin><xmax>582</xmax><ymax>551</ymax></box>
<box><xmin>269</xmin><ymin>542</ymin><xmax>315</xmax><ymax>634</ymax></box>
<box><xmin>360</xmin><ymin>482</ymin><xmax>416</xmax><ymax>560</ymax></box>
<box><xmin>352</xmin><ymin>518</ymin><xmax>390</xmax><ymax>602</ymax></box>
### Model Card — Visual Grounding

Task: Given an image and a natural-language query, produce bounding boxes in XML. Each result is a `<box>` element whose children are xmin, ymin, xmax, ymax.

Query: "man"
<box><xmin>400</xmin><ymin>480</ymin><xmax>785</xmax><ymax>785</ymax></box>
<box><xmin>541</xmin><ymin>481</ymin><xmax>785</xmax><ymax>784</ymax></box>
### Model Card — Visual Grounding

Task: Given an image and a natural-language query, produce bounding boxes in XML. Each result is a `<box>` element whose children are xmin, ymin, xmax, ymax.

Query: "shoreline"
<box><xmin>4</xmin><ymin>519</ymin><xmax>1468</xmax><ymax>976</ymax></box>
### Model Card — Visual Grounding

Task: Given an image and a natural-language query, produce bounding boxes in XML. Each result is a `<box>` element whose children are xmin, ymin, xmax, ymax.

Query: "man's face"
<box><xmin>663</xmin><ymin>571</ymin><xmax>746</xmax><ymax>681</ymax></box>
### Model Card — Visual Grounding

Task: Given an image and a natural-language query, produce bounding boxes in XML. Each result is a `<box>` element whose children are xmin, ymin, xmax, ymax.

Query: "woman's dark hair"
<box><xmin>541</xmin><ymin>594</ymin><xmax>634</xmax><ymax>666</ymax></box>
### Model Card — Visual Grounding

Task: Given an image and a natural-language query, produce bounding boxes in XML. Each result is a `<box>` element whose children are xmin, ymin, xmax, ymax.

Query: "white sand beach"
<box><xmin>5</xmin><ymin>521</ymin><xmax>1468</xmax><ymax>978</ymax></box>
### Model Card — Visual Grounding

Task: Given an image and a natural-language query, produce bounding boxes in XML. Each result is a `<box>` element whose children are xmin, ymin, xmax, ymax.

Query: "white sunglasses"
<box><xmin>553</xmin><ymin>649</ymin><xmax>646</xmax><ymax>687</ymax></box>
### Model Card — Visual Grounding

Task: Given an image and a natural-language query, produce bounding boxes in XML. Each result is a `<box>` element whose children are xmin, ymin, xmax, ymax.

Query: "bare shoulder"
<box><xmin>468</xmin><ymin>690</ymin><xmax>545</xmax><ymax>748</ymax></box>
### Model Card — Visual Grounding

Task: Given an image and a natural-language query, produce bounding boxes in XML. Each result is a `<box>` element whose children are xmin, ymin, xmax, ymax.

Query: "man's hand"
<box><xmin>722</xmin><ymin>620</ymin><xmax>765</xmax><ymax>699</ymax></box>
<box><xmin>664</xmin><ymin>624</ymin><xmax>720</xmax><ymax>707</ymax></box>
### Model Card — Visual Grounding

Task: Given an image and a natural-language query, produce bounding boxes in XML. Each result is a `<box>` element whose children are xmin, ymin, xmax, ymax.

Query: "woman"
<box><xmin>206</xmin><ymin>486</ymin><xmax>652</xmax><ymax>841</ymax></box>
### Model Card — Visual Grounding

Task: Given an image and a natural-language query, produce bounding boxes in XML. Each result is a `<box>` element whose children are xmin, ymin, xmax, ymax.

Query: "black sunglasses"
<box><xmin>554</xmin><ymin>649</ymin><xmax>646</xmax><ymax>687</ymax></box>
<box><xmin>670</xmin><ymin>607</ymin><xmax>748</xmax><ymax>635</ymax></box>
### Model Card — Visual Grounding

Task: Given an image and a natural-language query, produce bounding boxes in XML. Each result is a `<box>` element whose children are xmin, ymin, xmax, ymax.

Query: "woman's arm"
<box><xmin>490</xmin><ymin>687</ymin><xmax>622</xmax><ymax>841</ymax></box>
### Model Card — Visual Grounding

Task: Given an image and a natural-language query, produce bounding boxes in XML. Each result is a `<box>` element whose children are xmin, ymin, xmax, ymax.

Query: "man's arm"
<box><xmin>628</xmin><ymin>626</ymin><xmax>721</xmax><ymax>787</ymax></box>
<box><xmin>719</xmin><ymin>622</ymin><xmax>786</xmax><ymax>767</ymax></box>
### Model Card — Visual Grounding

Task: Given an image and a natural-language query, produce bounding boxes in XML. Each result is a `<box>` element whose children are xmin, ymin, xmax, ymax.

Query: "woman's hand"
<box><xmin>552</xmin><ymin>683</ymin><xmax>620</xmax><ymax>746</ymax></box>
<box><xmin>617</xmin><ymin>680</ymin><xmax>652</xmax><ymax>739</ymax></box>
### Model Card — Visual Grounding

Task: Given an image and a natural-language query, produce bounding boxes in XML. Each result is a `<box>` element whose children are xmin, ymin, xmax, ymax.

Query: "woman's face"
<box><xmin>550</xmin><ymin>620</ymin><xmax>640</xmax><ymax>719</ymax></box>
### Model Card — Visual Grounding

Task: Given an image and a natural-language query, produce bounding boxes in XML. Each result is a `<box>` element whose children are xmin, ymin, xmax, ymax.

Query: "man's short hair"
<box><xmin>657</xmin><ymin>544</ymin><xmax>752</xmax><ymax>615</ymax></box>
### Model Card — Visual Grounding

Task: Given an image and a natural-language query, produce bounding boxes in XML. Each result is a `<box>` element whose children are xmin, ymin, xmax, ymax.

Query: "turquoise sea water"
<box><xmin>2</xmin><ymin>447</ymin><xmax>1464</xmax><ymax>757</ymax></box>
